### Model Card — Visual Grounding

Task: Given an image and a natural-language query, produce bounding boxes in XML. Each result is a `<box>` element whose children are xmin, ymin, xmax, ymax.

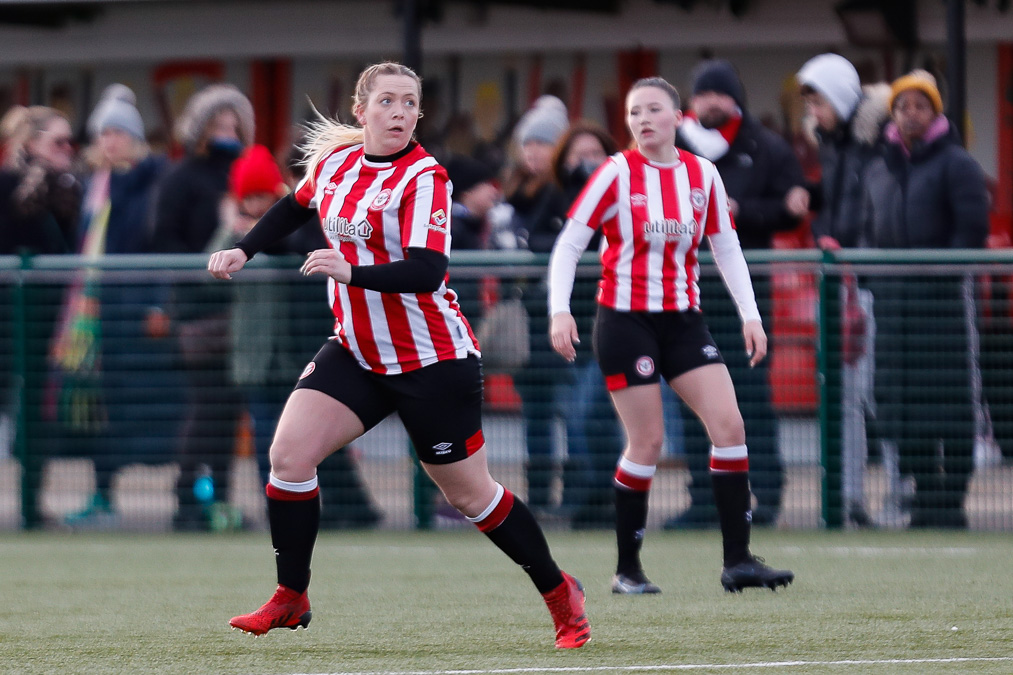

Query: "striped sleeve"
<box><xmin>567</xmin><ymin>159</ymin><xmax>620</xmax><ymax>228</ymax></box>
<box><xmin>293</xmin><ymin>155</ymin><xmax>330</xmax><ymax>209</ymax></box>
<box><xmin>402</xmin><ymin>168</ymin><xmax>452</xmax><ymax>255</ymax></box>
<box><xmin>701</xmin><ymin>161</ymin><xmax>736</xmax><ymax>236</ymax></box>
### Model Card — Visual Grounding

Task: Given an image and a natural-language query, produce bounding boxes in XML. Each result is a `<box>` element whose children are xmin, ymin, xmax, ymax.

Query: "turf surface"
<box><xmin>1</xmin><ymin>530</ymin><xmax>1011</xmax><ymax>674</ymax></box>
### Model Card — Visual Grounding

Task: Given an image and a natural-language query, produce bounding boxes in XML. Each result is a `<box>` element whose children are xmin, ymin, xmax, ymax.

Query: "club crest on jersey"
<box><xmin>690</xmin><ymin>188</ymin><xmax>707</xmax><ymax>211</ymax></box>
<box><xmin>323</xmin><ymin>216</ymin><xmax>373</xmax><ymax>241</ymax></box>
<box><xmin>427</xmin><ymin>209</ymin><xmax>449</xmax><ymax>234</ymax></box>
<box><xmin>635</xmin><ymin>356</ymin><xmax>655</xmax><ymax>378</ymax></box>
<box><xmin>368</xmin><ymin>188</ymin><xmax>392</xmax><ymax>211</ymax></box>
<box><xmin>631</xmin><ymin>193</ymin><xmax>648</xmax><ymax>207</ymax></box>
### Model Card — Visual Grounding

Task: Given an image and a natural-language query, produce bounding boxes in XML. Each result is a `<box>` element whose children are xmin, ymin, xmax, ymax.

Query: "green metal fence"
<box><xmin>1</xmin><ymin>250</ymin><xmax>1011</xmax><ymax>532</ymax></box>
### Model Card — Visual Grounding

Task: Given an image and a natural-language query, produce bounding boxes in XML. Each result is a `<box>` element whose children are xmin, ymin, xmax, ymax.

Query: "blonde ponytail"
<box><xmin>299</xmin><ymin>104</ymin><xmax>364</xmax><ymax>179</ymax></box>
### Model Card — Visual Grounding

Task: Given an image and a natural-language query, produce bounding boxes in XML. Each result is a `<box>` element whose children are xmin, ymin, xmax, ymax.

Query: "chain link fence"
<box><xmin>1</xmin><ymin>251</ymin><xmax>1010</xmax><ymax>532</ymax></box>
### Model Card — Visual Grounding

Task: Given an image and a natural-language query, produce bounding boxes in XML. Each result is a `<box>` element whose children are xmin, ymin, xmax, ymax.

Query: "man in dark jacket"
<box><xmin>863</xmin><ymin>70</ymin><xmax>989</xmax><ymax>529</ymax></box>
<box><xmin>667</xmin><ymin>59</ymin><xmax>807</xmax><ymax>528</ymax></box>
<box><xmin>797</xmin><ymin>53</ymin><xmax>892</xmax><ymax>528</ymax></box>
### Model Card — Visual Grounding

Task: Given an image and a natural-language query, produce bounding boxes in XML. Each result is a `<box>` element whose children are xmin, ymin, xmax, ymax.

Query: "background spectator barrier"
<box><xmin>1</xmin><ymin>250</ymin><xmax>1010</xmax><ymax>531</ymax></box>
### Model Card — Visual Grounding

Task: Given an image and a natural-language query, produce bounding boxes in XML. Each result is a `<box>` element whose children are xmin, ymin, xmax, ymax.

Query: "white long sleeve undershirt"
<box><xmin>547</xmin><ymin>218</ymin><xmax>761</xmax><ymax>325</ymax></box>
<box><xmin>708</xmin><ymin>228</ymin><xmax>762</xmax><ymax>324</ymax></box>
<box><xmin>547</xmin><ymin>218</ymin><xmax>596</xmax><ymax>316</ymax></box>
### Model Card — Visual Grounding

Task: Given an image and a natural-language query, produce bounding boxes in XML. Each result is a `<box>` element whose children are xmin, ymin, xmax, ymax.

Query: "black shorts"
<box><xmin>294</xmin><ymin>340</ymin><xmax>485</xmax><ymax>464</ymax></box>
<box><xmin>592</xmin><ymin>305</ymin><xmax>724</xmax><ymax>391</ymax></box>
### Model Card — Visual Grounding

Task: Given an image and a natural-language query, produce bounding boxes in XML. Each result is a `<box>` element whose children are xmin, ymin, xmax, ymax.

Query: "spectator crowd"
<box><xmin>0</xmin><ymin>52</ymin><xmax>1004</xmax><ymax>532</ymax></box>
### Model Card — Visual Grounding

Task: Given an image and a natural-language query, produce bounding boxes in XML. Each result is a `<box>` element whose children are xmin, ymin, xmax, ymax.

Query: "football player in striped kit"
<box><xmin>208</xmin><ymin>62</ymin><xmax>589</xmax><ymax>649</ymax></box>
<box><xmin>548</xmin><ymin>77</ymin><xmax>793</xmax><ymax>595</ymax></box>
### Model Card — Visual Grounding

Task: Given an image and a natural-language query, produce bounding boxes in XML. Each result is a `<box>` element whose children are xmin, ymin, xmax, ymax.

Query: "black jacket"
<box><xmin>808</xmin><ymin>85</ymin><xmax>891</xmax><ymax>248</ymax></box>
<box><xmin>151</xmin><ymin>153</ymin><xmax>234</xmax><ymax>253</ymax></box>
<box><xmin>0</xmin><ymin>167</ymin><xmax>80</xmax><ymax>255</ymax></box>
<box><xmin>863</xmin><ymin>122</ymin><xmax>989</xmax><ymax>250</ymax></box>
<box><xmin>677</xmin><ymin>114</ymin><xmax>803</xmax><ymax>250</ymax></box>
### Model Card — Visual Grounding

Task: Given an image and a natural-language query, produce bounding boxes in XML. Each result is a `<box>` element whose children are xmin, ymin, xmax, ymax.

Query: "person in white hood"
<box><xmin>797</xmin><ymin>53</ymin><xmax>893</xmax><ymax>528</ymax></box>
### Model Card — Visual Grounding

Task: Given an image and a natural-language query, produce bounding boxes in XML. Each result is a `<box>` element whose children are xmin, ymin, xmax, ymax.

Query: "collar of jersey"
<box><xmin>638</xmin><ymin>148</ymin><xmax>683</xmax><ymax>169</ymax></box>
<box><xmin>362</xmin><ymin>141</ymin><xmax>417</xmax><ymax>166</ymax></box>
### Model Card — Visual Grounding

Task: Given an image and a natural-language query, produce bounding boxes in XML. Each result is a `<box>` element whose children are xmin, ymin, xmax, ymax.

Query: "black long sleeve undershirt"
<box><xmin>348</xmin><ymin>247</ymin><xmax>448</xmax><ymax>294</ymax></box>
<box><xmin>234</xmin><ymin>194</ymin><xmax>448</xmax><ymax>294</ymax></box>
<box><xmin>234</xmin><ymin>193</ymin><xmax>315</xmax><ymax>259</ymax></box>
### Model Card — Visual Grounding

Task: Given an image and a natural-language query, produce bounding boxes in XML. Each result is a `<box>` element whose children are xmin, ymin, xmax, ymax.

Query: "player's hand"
<box><xmin>549</xmin><ymin>312</ymin><xmax>580</xmax><ymax>363</ymax></box>
<box><xmin>784</xmin><ymin>186</ymin><xmax>810</xmax><ymax>217</ymax></box>
<box><xmin>742</xmin><ymin>319</ymin><xmax>767</xmax><ymax>368</ymax></box>
<box><xmin>301</xmin><ymin>248</ymin><xmax>352</xmax><ymax>284</ymax></box>
<box><xmin>816</xmin><ymin>235</ymin><xmax>841</xmax><ymax>251</ymax></box>
<box><xmin>208</xmin><ymin>248</ymin><xmax>249</xmax><ymax>280</ymax></box>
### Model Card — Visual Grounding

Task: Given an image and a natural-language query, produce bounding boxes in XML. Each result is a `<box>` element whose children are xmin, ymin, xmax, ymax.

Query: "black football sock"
<box><xmin>473</xmin><ymin>487</ymin><xmax>564</xmax><ymax>594</ymax></box>
<box><xmin>614</xmin><ymin>485</ymin><xmax>649</xmax><ymax>576</ymax></box>
<box><xmin>712</xmin><ymin>472</ymin><xmax>751</xmax><ymax>567</ymax></box>
<box><xmin>267</xmin><ymin>492</ymin><xmax>321</xmax><ymax>594</ymax></box>
<box><xmin>613</xmin><ymin>456</ymin><xmax>656</xmax><ymax>577</ymax></box>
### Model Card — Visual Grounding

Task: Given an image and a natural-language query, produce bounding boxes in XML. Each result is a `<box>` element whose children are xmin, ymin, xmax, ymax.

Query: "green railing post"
<box><xmin>13</xmin><ymin>253</ymin><xmax>33</xmax><ymax>530</ymax></box>
<box><xmin>817</xmin><ymin>251</ymin><xmax>843</xmax><ymax>528</ymax></box>
<box><xmin>410</xmin><ymin>444</ymin><xmax>436</xmax><ymax>529</ymax></box>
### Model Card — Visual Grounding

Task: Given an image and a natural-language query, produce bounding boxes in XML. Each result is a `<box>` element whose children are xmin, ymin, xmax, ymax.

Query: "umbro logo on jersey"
<box><xmin>323</xmin><ymin>181</ymin><xmax>338</xmax><ymax>194</ymax></box>
<box><xmin>631</xmin><ymin>193</ymin><xmax>648</xmax><ymax>207</ymax></box>
<box><xmin>432</xmin><ymin>442</ymin><xmax>453</xmax><ymax>454</ymax></box>
<box><xmin>369</xmin><ymin>188</ymin><xmax>392</xmax><ymax>211</ymax></box>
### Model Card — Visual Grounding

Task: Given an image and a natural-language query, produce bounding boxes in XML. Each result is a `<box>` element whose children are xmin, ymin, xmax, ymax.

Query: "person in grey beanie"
<box><xmin>60</xmin><ymin>83</ymin><xmax>176</xmax><ymax>529</ymax></box>
<box><xmin>500</xmin><ymin>95</ymin><xmax>574</xmax><ymax>514</ymax></box>
<box><xmin>87</xmin><ymin>83</ymin><xmax>145</xmax><ymax>143</ymax></box>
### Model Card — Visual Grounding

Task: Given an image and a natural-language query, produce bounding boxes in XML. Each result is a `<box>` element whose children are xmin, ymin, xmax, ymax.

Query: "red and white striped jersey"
<box><xmin>294</xmin><ymin>142</ymin><xmax>478</xmax><ymax>375</ymax></box>
<box><xmin>567</xmin><ymin>148</ymin><xmax>736</xmax><ymax>313</ymax></box>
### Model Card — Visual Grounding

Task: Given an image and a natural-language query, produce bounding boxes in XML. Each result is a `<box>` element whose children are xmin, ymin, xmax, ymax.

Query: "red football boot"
<box><xmin>541</xmin><ymin>572</ymin><xmax>591</xmax><ymax>649</ymax></box>
<box><xmin>229</xmin><ymin>585</ymin><xmax>312</xmax><ymax>636</ymax></box>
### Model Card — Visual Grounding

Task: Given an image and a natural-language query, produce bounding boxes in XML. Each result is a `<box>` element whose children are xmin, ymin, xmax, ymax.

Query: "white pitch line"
<box><xmin>285</xmin><ymin>655</ymin><xmax>1013</xmax><ymax>675</ymax></box>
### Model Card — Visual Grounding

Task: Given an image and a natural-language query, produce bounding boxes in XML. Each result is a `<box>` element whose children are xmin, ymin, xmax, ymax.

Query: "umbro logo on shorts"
<box><xmin>433</xmin><ymin>442</ymin><xmax>453</xmax><ymax>454</ymax></box>
<box><xmin>702</xmin><ymin>345</ymin><xmax>719</xmax><ymax>359</ymax></box>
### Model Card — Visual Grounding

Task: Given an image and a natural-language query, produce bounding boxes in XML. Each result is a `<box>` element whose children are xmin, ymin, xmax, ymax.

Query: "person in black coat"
<box><xmin>0</xmin><ymin>105</ymin><xmax>80</xmax><ymax>529</ymax></box>
<box><xmin>668</xmin><ymin>59</ymin><xmax>807</xmax><ymax>529</ymax></box>
<box><xmin>862</xmin><ymin>71</ymin><xmax>990</xmax><ymax>528</ymax></box>
<box><xmin>151</xmin><ymin>83</ymin><xmax>256</xmax><ymax>530</ymax></box>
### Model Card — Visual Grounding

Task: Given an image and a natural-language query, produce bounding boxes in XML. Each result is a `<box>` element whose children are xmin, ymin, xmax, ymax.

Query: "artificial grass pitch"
<box><xmin>1</xmin><ymin>530</ymin><xmax>1012</xmax><ymax>674</ymax></box>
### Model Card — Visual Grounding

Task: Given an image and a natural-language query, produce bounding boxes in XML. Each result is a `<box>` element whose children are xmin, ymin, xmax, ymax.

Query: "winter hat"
<box><xmin>229</xmin><ymin>144</ymin><xmax>284</xmax><ymax>200</ymax></box>
<box><xmin>797</xmin><ymin>53</ymin><xmax>863</xmax><ymax>122</ymax></box>
<box><xmin>691</xmin><ymin>59</ymin><xmax>746</xmax><ymax>108</ymax></box>
<box><xmin>175</xmin><ymin>83</ymin><xmax>255</xmax><ymax>152</ymax></box>
<box><xmin>88</xmin><ymin>83</ymin><xmax>144</xmax><ymax>141</ymax></box>
<box><xmin>516</xmin><ymin>95</ymin><xmax>569</xmax><ymax>146</ymax></box>
<box><xmin>889</xmin><ymin>69</ymin><xmax>944</xmax><ymax>115</ymax></box>
<box><xmin>446</xmin><ymin>154</ymin><xmax>496</xmax><ymax>196</ymax></box>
